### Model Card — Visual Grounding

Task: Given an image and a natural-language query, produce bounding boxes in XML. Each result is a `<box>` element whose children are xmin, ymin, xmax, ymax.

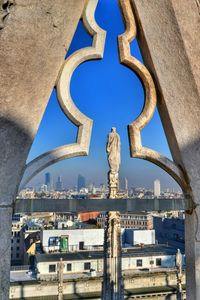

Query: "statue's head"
<box><xmin>111</xmin><ymin>127</ymin><xmax>116</xmax><ymax>132</ymax></box>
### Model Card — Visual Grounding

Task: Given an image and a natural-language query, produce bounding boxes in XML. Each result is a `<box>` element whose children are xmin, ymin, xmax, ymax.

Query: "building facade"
<box><xmin>36</xmin><ymin>245</ymin><xmax>180</xmax><ymax>280</ymax></box>
<box><xmin>97</xmin><ymin>212</ymin><xmax>153</xmax><ymax>230</ymax></box>
<box><xmin>41</xmin><ymin>229</ymin><xmax>105</xmax><ymax>253</ymax></box>
<box><xmin>55</xmin><ymin>175</ymin><xmax>63</xmax><ymax>191</ymax></box>
<box><xmin>154</xmin><ymin>179</ymin><xmax>161</xmax><ymax>197</ymax></box>
<box><xmin>11</xmin><ymin>215</ymin><xmax>26</xmax><ymax>265</ymax></box>
<box><xmin>45</xmin><ymin>172</ymin><xmax>53</xmax><ymax>191</ymax></box>
<box><xmin>154</xmin><ymin>216</ymin><xmax>185</xmax><ymax>251</ymax></box>
<box><xmin>77</xmin><ymin>174</ymin><xmax>86</xmax><ymax>192</ymax></box>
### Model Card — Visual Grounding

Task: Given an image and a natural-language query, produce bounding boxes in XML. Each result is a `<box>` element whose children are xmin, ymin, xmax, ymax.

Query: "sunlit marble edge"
<box><xmin>20</xmin><ymin>0</ymin><xmax>106</xmax><ymax>189</ymax></box>
<box><xmin>118</xmin><ymin>0</ymin><xmax>188</xmax><ymax>193</ymax></box>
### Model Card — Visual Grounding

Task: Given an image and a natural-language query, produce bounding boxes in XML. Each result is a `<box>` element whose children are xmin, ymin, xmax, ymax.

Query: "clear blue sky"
<box><xmin>26</xmin><ymin>0</ymin><xmax>180</xmax><ymax>191</ymax></box>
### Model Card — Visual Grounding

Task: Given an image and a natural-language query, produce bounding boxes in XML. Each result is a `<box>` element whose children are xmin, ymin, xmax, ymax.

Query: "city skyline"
<box><xmin>24</xmin><ymin>172</ymin><xmax>181</xmax><ymax>193</ymax></box>
<box><xmin>24</xmin><ymin>0</ymin><xmax>180</xmax><ymax>192</ymax></box>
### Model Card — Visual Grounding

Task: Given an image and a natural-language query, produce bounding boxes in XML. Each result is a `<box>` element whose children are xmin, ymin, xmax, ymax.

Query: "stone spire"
<box><xmin>102</xmin><ymin>128</ymin><xmax>124</xmax><ymax>300</ymax></box>
<box><xmin>102</xmin><ymin>211</ymin><xmax>124</xmax><ymax>300</ymax></box>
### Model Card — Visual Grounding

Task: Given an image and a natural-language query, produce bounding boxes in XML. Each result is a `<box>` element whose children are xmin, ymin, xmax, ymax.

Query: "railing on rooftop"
<box><xmin>10</xmin><ymin>265</ymin><xmax>30</xmax><ymax>272</ymax></box>
<box><xmin>14</xmin><ymin>198</ymin><xmax>187</xmax><ymax>214</ymax></box>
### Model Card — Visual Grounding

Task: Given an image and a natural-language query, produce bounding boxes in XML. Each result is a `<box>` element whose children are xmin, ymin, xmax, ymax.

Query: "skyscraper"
<box><xmin>77</xmin><ymin>174</ymin><xmax>86</xmax><ymax>192</ymax></box>
<box><xmin>119</xmin><ymin>176</ymin><xmax>128</xmax><ymax>192</ymax></box>
<box><xmin>125</xmin><ymin>177</ymin><xmax>128</xmax><ymax>192</ymax></box>
<box><xmin>154</xmin><ymin>179</ymin><xmax>161</xmax><ymax>197</ymax></box>
<box><xmin>45</xmin><ymin>172</ymin><xmax>52</xmax><ymax>191</ymax></box>
<box><xmin>56</xmin><ymin>175</ymin><xmax>63</xmax><ymax>191</ymax></box>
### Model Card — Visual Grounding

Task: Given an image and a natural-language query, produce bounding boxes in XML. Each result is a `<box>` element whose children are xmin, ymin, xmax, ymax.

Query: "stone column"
<box><xmin>108</xmin><ymin>171</ymin><xmax>119</xmax><ymax>199</ymax></box>
<box><xmin>57</xmin><ymin>258</ymin><xmax>64</xmax><ymax>300</ymax></box>
<box><xmin>0</xmin><ymin>1</ymin><xmax>86</xmax><ymax>298</ymax></box>
<box><xmin>103</xmin><ymin>128</ymin><xmax>123</xmax><ymax>299</ymax></box>
<box><xmin>102</xmin><ymin>211</ymin><xmax>124</xmax><ymax>300</ymax></box>
<box><xmin>131</xmin><ymin>1</ymin><xmax>200</xmax><ymax>299</ymax></box>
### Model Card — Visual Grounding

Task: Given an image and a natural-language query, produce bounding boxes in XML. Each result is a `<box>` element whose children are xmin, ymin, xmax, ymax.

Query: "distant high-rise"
<box><xmin>154</xmin><ymin>179</ymin><xmax>161</xmax><ymax>197</ymax></box>
<box><xmin>125</xmin><ymin>177</ymin><xmax>128</xmax><ymax>191</ymax></box>
<box><xmin>77</xmin><ymin>174</ymin><xmax>86</xmax><ymax>192</ymax></box>
<box><xmin>88</xmin><ymin>183</ymin><xmax>93</xmax><ymax>193</ymax></box>
<box><xmin>45</xmin><ymin>172</ymin><xmax>52</xmax><ymax>191</ymax></box>
<box><xmin>56</xmin><ymin>175</ymin><xmax>63</xmax><ymax>191</ymax></box>
<box><xmin>100</xmin><ymin>184</ymin><xmax>106</xmax><ymax>193</ymax></box>
<box><xmin>120</xmin><ymin>176</ymin><xmax>128</xmax><ymax>191</ymax></box>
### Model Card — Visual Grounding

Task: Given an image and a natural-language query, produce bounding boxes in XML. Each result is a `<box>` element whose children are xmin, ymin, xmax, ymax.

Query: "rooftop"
<box><xmin>36</xmin><ymin>244</ymin><xmax>177</xmax><ymax>263</ymax></box>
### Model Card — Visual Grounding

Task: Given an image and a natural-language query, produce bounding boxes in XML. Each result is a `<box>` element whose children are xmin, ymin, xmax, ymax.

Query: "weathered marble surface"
<box><xmin>0</xmin><ymin>208</ymin><xmax>12</xmax><ymax>300</ymax></box>
<box><xmin>20</xmin><ymin>0</ymin><xmax>106</xmax><ymax>189</ymax></box>
<box><xmin>131</xmin><ymin>1</ymin><xmax>200</xmax><ymax>299</ymax></box>
<box><xmin>0</xmin><ymin>1</ymin><xmax>86</xmax><ymax>298</ymax></box>
<box><xmin>118</xmin><ymin>0</ymin><xmax>188</xmax><ymax>194</ymax></box>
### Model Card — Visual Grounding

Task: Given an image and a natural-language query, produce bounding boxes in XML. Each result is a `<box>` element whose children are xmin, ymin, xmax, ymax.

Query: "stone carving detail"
<box><xmin>20</xmin><ymin>0</ymin><xmax>106</xmax><ymax>188</ymax></box>
<box><xmin>118</xmin><ymin>0</ymin><xmax>188</xmax><ymax>193</ymax></box>
<box><xmin>0</xmin><ymin>0</ymin><xmax>14</xmax><ymax>29</ymax></box>
<box><xmin>102</xmin><ymin>211</ymin><xmax>124</xmax><ymax>300</ymax></box>
<box><xmin>107</xmin><ymin>127</ymin><xmax>121</xmax><ymax>199</ymax></box>
<box><xmin>195</xmin><ymin>0</ymin><xmax>200</xmax><ymax>14</ymax></box>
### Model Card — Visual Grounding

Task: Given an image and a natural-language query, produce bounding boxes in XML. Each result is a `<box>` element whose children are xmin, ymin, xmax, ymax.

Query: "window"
<box><xmin>79</xmin><ymin>241</ymin><xmax>84</xmax><ymax>250</ymax></box>
<box><xmin>84</xmin><ymin>262</ymin><xmax>91</xmax><ymax>270</ymax></box>
<box><xmin>49</xmin><ymin>264</ymin><xmax>56</xmax><ymax>273</ymax></box>
<box><xmin>49</xmin><ymin>237</ymin><xmax>60</xmax><ymax>247</ymax></box>
<box><xmin>156</xmin><ymin>258</ymin><xmax>162</xmax><ymax>266</ymax></box>
<box><xmin>136</xmin><ymin>259</ymin><xmax>143</xmax><ymax>267</ymax></box>
<box><xmin>17</xmin><ymin>246</ymin><xmax>20</xmax><ymax>251</ymax></box>
<box><xmin>66</xmin><ymin>263</ymin><xmax>72</xmax><ymax>272</ymax></box>
<box><xmin>17</xmin><ymin>239</ymin><xmax>20</xmax><ymax>243</ymax></box>
<box><xmin>16</xmin><ymin>253</ymin><xmax>19</xmax><ymax>258</ymax></box>
<box><xmin>150</xmin><ymin>260</ymin><xmax>154</xmax><ymax>265</ymax></box>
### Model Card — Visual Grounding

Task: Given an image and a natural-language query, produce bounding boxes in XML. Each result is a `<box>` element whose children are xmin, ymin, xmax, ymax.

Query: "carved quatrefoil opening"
<box><xmin>118</xmin><ymin>0</ymin><xmax>189</xmax><ymax>193</ymax></box>
<box><xmin>20</xmin><ymin>0</ymin><xmax>106</xmax><ymax>189</ymax></box>
<box><xmin>21</xmin><ymin>0</ymin><xmax>189</xmax><ymax>198</ymax></box>
<box><xmin>26</xmin><ymin>20</ymin><xmax>93</xmax><ymax>163</ymax></box>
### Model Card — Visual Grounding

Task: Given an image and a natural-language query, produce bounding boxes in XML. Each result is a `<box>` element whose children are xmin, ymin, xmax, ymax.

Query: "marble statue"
<box><xmin>176</xmin><ymin>248</ymin><xmax>183</xmax><ymax>298</ymax></box>
<box><xmin>107</xmin><ymin>127</ymin><xmax>121</xmax><ymax>199</ymax></box>
<box><xmin>176</xmin><ymin>248</ymin><xmax>182</xmax><ymax>272</ymax></box>
<box><xmin>107</xmin><ymin>127</ymin><xmax>121</xmax><ymax>173</ymax></box>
